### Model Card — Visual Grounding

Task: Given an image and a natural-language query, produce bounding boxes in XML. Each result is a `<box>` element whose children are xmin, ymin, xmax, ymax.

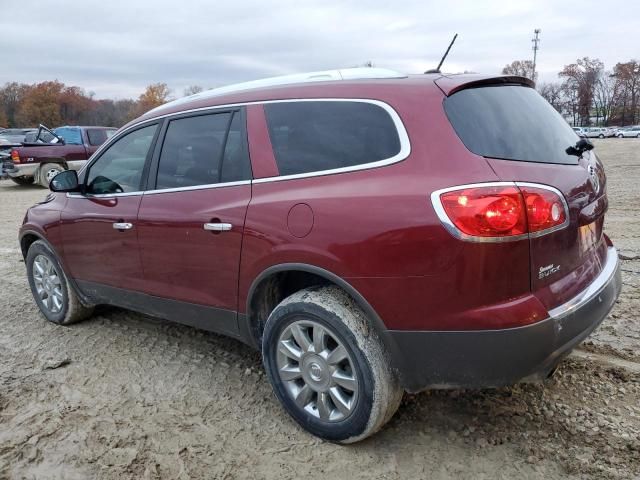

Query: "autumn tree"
<box><xmin>612</xmin><ymin>60</ymin><xmax>640</xmax><ymax>125</ymax></box>
<box><xmin>132</xmin><ymin>83</ymin><xmax>171</xmax><ymax>117</ymax></box>
<box><xmin>559</xmin><ymin>57</ymin><xmax>604</xmax><ymax>126</ymax></box>
<box><xmin>502</xmin><ymin>60</ymin><xmax>537</xmax><ymax>81</ymax></box>
<box><xmin>16</xmin><ymin>81</ymin><xmax>66</xmax><ymax>127</ymax></box>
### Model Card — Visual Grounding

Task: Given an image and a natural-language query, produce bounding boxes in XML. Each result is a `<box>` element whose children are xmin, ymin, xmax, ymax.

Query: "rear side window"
<box><xmin>87</xmin><ymin>128</ymin><xmax>109</xmax><ymax>147</ymax></box>
<box><xmin>54</xmin><ymin>127</ymin><xmax>83</xmax><ymax>145</ymax></box>
<box><xmin>155</xmin><ymin>110</ymin><xmax>251</xmax><ymax>190</ymax></box>
<box><xmin>264</xmin><ymin>101</ymin><xmax>401</xmax><ymax>176</ymax></box>
<box><xmin>444</xmin><ymin>86</ymin><xmax>579</xmax><ymax>165</ymax></box>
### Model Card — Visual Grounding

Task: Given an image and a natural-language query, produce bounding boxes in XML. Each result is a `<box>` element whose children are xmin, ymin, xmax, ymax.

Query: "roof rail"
<box><xmin>150</xmin><ymin>68</ymin><xmax>407</xmax><ymax>113</ymax></box>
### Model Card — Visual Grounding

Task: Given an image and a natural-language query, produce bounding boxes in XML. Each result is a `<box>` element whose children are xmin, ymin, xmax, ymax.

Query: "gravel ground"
<box><xmin>0</xmin><ymin>139</ymin><xmax>639</xmax><ymax>479</ymax></box>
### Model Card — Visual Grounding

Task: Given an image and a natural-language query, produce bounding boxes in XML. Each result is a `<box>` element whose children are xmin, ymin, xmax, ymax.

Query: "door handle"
<box><xmin>203</xmin><ymin>222</ymin><xmax>232</xmax><ymax>232</ymax></box>
<box><xmin>113</xmin><ymin>222</ymin><xmax>133</xmax><ymax>230</ymax></box>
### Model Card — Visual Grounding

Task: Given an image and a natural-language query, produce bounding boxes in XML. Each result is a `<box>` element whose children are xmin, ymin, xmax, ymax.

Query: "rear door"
<box><xmin>443</xmin><ymin>84</ymin><xmax>608</xmax><ymax>309</ymax></box>
<box><xmin>136</xmin><ymin>108</ymin><xmax>252</xmax><ymax>334</ymax></box>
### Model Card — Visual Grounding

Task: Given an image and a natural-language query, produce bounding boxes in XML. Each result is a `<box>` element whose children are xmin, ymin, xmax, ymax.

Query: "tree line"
<box><xmin>3</xmin><ymin>58</ymin><xmax>639</xmax><ymax>129</ymax></box>
<box><xmin>0</xmin><ymin>81</ymin><xmax>202</xmax><ymax>128</ymax></box>
<box><xmin>503</xmin><ymin>58</ymin><xmax>640</xmax><ymax>127</ymax></box>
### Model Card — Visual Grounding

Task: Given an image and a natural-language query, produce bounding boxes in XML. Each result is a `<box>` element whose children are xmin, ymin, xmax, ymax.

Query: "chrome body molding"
<box><xmin>430</xmin><ymin>181</ymin><xmax>570</xmax><ymax>243</ymax></box>
<box><xmin>548</xmin><ymin>246</ymin><xmax>619</xmax><ymax>320</ymax></box>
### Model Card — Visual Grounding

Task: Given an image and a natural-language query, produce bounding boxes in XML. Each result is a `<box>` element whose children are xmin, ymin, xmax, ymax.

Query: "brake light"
<box><xmin>519</xmin><ymin>185</ymin><xmax>567</xmax><ymax>233</ymax></box>
<box><xmin>433</xmin><ymin>183</ymin><xmax>567</xmax><ymax>241</ymax></box>
<box><xmin>11</xmin><ymin>149</ymin><xmax>20</xmax><ymax>163</ymax></box>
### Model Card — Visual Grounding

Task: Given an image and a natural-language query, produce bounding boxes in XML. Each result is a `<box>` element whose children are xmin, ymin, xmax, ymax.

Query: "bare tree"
<box><xmin>559</xmin><ymin>57</ymin><xmax>604</xmax><ymax>125</ymax></box>
<box><xmin>593</xmin><ymin>72</ymin><xmax>619</xmax><ymax>125</ymax></box>
<box><xmin>183</xmin><ymin>85</ymin><xmax>204</xmax><ymax>97</ymax></box>
<box><xmin>538</xmin><ymin>82</ymin><xmax>563</xmax><ymax>113</ymax></box>
<box><xmin>502</xmin><ymin>60</ymin><xmax>537</xmax><ymax>82</ymax></box>
<box><xmin>612</xmin><ymin>60</ymin><xmax>640</xmax><ymax>125</ymax></box>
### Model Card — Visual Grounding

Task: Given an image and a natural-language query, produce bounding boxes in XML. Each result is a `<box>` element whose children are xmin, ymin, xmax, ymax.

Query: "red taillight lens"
<box><xmin>11</xmin><ymin>149</ymin><xmax>20</xmax><ymax>163</ymax></box>
<box><xmin>519</xmin><ymin>186</ymin><xmax>566</xmax><ymax>233</ymax></box>
<box><xmin>435</xmin><ymin>183</ymin><xmax>567</xmax><ymax>240</ymax></box>
<box><xmin>439</xmin><ymin>186</ymin><xmax>527</xmax><ymax>237</ymax></box>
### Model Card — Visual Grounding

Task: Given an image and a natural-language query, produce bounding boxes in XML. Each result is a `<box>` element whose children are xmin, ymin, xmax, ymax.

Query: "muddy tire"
<box><xmin>26</xmin><ymin>240</ymin><xmax>94</xmax><ymax>325</ymax></box>
<box><xmin>262</xmin><ymin>286</ymin><xmax>402</xmax><ymax>443</ymax></box>
<box><xmin>39</xmin><ymin>163</ymin><xmax>64</xmax><ymax>188</ymax></box>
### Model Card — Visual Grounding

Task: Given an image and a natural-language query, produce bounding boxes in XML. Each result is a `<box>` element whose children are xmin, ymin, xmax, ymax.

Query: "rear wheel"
<box><xmin>26</xmin><ymin>240</ymin><xmax>94</xmax><ymax>325</ymax></box>
<box><xmin>618</xmin><ymin>134</ymin><xmax>624</xmax><ymax>138</ymax></box>
<box><xmin>599</xmin><ymin>134</ymin><xmax>604</xmax><ymax>138</ymax></box>
<box><xmin>39</xmin><ymin>163</ymin><xmax>64</xmax><ymax>188</ymax></box>
<box><xmin>262</xmin><ymin>286</ymin><xmax>402</xmax><ymax>443</ymax></box>
<box><xmin>10</xmin><ymin>176</ymin><xmax>34</xmax><ymax>185</ymax></box>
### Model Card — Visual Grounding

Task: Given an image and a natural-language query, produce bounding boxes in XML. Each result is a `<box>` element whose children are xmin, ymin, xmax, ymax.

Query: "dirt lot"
<box><xmin>0</xmin><ymin>139</ymin><xmax>639</xmax><ymax>479</ymax></box>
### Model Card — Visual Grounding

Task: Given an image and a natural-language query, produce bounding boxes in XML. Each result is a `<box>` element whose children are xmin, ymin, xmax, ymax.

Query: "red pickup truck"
<box><xmin>2</xmin><ymin>125</ymin><xmax>116</xmax><ymax>187</ymax></box>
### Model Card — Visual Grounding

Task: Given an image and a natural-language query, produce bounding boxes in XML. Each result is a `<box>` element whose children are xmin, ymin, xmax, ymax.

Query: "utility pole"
<box><xmin>531</xmin><ymin>28</ymin><xmax>541</xmax><ymax>82</ymax></box>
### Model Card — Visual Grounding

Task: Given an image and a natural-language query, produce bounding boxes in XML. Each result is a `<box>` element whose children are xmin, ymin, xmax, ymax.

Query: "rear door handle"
<box><xmin>203</xmin><ymin>222</ymin><xmax>232</xmax><ymax>232</ymax></box>
<box><xmin>113</xmin><ymin>222</ymin><xmax>133</xmax><ymax>230</ymax></box>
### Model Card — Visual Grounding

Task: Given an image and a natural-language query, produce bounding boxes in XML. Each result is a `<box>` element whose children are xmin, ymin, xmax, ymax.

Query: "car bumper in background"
<box><xmin>389</xmin><ymin>247</ymin><xmax>622</xmax><ymax>392</ymax></box>
<box><xmin>2</xmin><ymin>162</ymin><xmax>37</xmax><ymax>178</ymax></box>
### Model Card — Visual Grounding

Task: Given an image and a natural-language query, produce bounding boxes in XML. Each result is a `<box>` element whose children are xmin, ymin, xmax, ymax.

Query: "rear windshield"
<box><xmin>444</xmin><ymin>85</ymin><xmax>579</xmax><ymax>165</ymax></box>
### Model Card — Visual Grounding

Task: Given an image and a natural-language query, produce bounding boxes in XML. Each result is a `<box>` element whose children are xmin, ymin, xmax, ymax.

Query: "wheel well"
<box><xmin>248</xmin><ymin>270</ymin><xmax>332</xmax><ymax>346</ymax></box>
<box><xmin>20</xmin><ymin>233</ymin><xmax>40</xmax><ymax>259</ymax></box>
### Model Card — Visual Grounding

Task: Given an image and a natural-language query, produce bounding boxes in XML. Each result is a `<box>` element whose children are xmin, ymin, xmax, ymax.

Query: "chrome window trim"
<box><xmin>144</xmin><ymin>179</ymin><xmax>251</xmax><ymax>195</ymax></box>
<box><xmin>80</xmin><ymin>98</ymin><xmax>411</xmax><ymax>185</ymax></box>
<box><xmin>548</xmin><ymin>246</ymin><xmax>618</xmax><ymax>320</ymax></box>
<box><xmin>67</xmin><ymin>191</ymin><xmax>143</xmax><ymax>199</ymax></box>
<box><xmin>430</xmin><ymin>181</ymin><xmax>570</xmax><ymax>243</ymax></box>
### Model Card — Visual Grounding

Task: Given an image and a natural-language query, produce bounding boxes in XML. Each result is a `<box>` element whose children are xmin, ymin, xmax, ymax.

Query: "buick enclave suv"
<box><xmin>20</xmin><ymin>68</ymin><xmax>622</xmax><ymax>443</ymax></box>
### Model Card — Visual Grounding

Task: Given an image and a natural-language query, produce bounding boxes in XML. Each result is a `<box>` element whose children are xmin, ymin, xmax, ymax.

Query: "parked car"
<box><xmin>616</xmin><ymin>126</ymin><xmax>640</xmax><ymax>138</ymax></box>
<box><xmin>0</xmin><ymin>128</ymin><xmax>37</xmax><ymax>145</ymax></box>
<box><xmin>585</xmin><ymin>127</ymin><xmax>615</xmax><ymax>138</ymax></box>
<box><xmin>2</xmin><ymin>125</ymin><xmax>116</xmax><ymax>186</ymax></box>
<box><xmin>572</xmin><ymin>126</ymin><xmax>587</xmax><ymax>137</ymax></box>
<box><xmin>19</xmin><ymin>68</ymin><xmax>621</xmax><ymax>443</ymax></box>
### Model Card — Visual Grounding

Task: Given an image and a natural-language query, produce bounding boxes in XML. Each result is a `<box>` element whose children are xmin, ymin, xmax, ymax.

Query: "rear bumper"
<box><xmin>389</xmin><ymin>247</ymin><xmax>622</xmax><ymax>392</ymax></box>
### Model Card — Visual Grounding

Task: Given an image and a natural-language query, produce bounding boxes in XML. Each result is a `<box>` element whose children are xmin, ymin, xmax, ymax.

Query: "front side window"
<box><xmin>264</xmin><ymin>101</ymin><xmax>401</xmax><ymax>176</ymax></box>
<box><xmin>85</xmin><ymin>124</ymin><xmax>157</xmax><ymax>195</ymax></box>
<box><xmin>155</xmin><ymin>110</ymin><xmax>251</xmax><ymax>190</ymax></box>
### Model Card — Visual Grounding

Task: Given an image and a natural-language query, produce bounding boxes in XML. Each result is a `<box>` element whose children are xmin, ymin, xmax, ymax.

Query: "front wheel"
<box><xmin>26</xmin><ymin>240</ymin><xmax>94</xmax><ymax>325</ymax></box>
<box><xmin>618</xmin><ymin>134</ymin><xmax>624</xmax><ymax>138</ymax></box>
<box><xmin>39</xmin><ymin>163</ymin><xmax>65</xmax><ymax>188</ymax></box>
<box><xmin>599</xmin><ymin>134</ymin><xmax>604</xmax><ymax>138</ymax></box>
<box><xmin>262</xmin><ymin>286</ymin><xmax>402</xmax><ymax>443</ymax></box>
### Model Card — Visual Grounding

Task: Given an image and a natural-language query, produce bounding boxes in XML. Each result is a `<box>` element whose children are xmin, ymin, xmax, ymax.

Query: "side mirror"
<box><xmin>50</xmin><ymin>170</ymin><xmax>80</xmax><ymax>192</ymax></box>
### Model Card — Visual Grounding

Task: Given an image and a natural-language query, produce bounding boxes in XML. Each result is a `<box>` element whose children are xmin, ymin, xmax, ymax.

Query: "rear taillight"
<box><xmin>10</xmin><ymin>149</ymin><xmax>20</xmax><ymax>163</ymax></box>
<box><xmin>432</xmin><ymin>182</ymin><xmax>568</xmax><ymax>241</ymax></box>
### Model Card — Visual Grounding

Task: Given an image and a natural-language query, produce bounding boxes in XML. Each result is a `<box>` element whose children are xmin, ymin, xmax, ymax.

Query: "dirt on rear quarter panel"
<box><xmin>0</xmin><ymin>138</ymin><xmax>638</xmax><ymax>479</ymax></box>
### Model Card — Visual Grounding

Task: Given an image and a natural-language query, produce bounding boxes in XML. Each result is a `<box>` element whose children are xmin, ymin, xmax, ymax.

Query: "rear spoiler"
<box><xmin>435</xmin><ymin>74</ymin><xmax>535</xmax><ymax>96</ymax></box>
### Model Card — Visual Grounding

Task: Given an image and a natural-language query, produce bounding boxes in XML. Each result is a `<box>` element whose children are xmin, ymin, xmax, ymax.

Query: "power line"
<box><xmin>531</xmin><ymin>28</ymin><xmax>541</xmax><ymax>82</ymax></box>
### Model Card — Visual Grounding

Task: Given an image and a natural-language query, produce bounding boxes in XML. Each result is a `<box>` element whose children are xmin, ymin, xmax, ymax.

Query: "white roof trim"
<box><xmin>148</xmin><ymin>68</ymin><xmax>407</xmax><ymax>114</ymax></box>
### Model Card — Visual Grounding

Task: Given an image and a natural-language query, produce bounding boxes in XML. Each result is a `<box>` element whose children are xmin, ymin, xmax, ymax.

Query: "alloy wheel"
<box><xmin>276</xmin><ymin>320</ymin><xmax>359</xmax><ymax>422</ymax></box>
<box><xmin>32</xmin><ymin>254</ymin><xmax>64</xmax><ymax>313</ymax></box>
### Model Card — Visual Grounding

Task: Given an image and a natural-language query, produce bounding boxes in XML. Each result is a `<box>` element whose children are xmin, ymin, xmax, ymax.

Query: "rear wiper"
<box><xmin>566</xmin><ymin>138</ymin><xmax>594</xmax><ymax>157</ymax></box>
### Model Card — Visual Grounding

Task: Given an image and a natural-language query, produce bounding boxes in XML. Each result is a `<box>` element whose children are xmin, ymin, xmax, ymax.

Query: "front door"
<box><xmin>60</xmin><ymin>123</ymin><xmax>160</xmax><ymax>292</ymax></box>
<box><xmin>136</xmin><ymin>109</ymin><xmax>252</xmax><ymax>334</ymax></box>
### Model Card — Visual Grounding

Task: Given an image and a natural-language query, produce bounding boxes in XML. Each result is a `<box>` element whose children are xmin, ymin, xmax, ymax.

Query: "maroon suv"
<box><xmin>20</xmin><ymin>68</ymin><xmax>622</xmax><ymax>443</ymax></box>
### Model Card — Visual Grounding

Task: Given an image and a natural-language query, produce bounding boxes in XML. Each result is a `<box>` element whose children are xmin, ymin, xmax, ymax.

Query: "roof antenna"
<box><xmin>425</xmin><ymin>33</ymin><xmax>458</xmax><ymax>74</ymax></box>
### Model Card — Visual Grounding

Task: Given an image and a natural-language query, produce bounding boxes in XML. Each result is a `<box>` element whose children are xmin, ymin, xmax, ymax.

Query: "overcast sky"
<box><xmin>2</xmin><ymin>0</ymin><xmax>638</xmax><ymax>100</ymax></box>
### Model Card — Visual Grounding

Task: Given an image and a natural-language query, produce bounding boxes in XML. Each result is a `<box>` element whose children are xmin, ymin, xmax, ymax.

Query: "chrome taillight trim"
<box><xmin>430</xmin><ymin>181</ymin><xmax>570</xmax><ymax>243</ymax></box>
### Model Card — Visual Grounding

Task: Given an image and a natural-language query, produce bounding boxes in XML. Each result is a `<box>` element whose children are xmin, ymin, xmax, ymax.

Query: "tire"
<box><xmin>599</xmin><ymin>134</ymin><xmax>604</xmax><ymax>138</ymax></box>
<box><xmin>10</xmin><ymin>176</ymin><xmax>34</xmax><ymax>185</ymax></box>
<box><xmin>262</xmin><ymin>286</ymin><xmax>402</xmax><ymax>443</ymax></box>
<box><xmin>618</xmin><ymin>134</ymin><xmax>624</xmax><ymax>138</ymax></box>
<box><xmin>637</xmin><ymin>133</ymin><xmax>640</xmax><ymax>138</ymax></box>
<box><xmin>26</xmin><ymin>240</ymin><xmax>94</xmax><ymax>325</ymax></box>
<box><xmin>39</xmin><ymin>163</ymin><xmax>64</xmax><ymax>188</ymax></box>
